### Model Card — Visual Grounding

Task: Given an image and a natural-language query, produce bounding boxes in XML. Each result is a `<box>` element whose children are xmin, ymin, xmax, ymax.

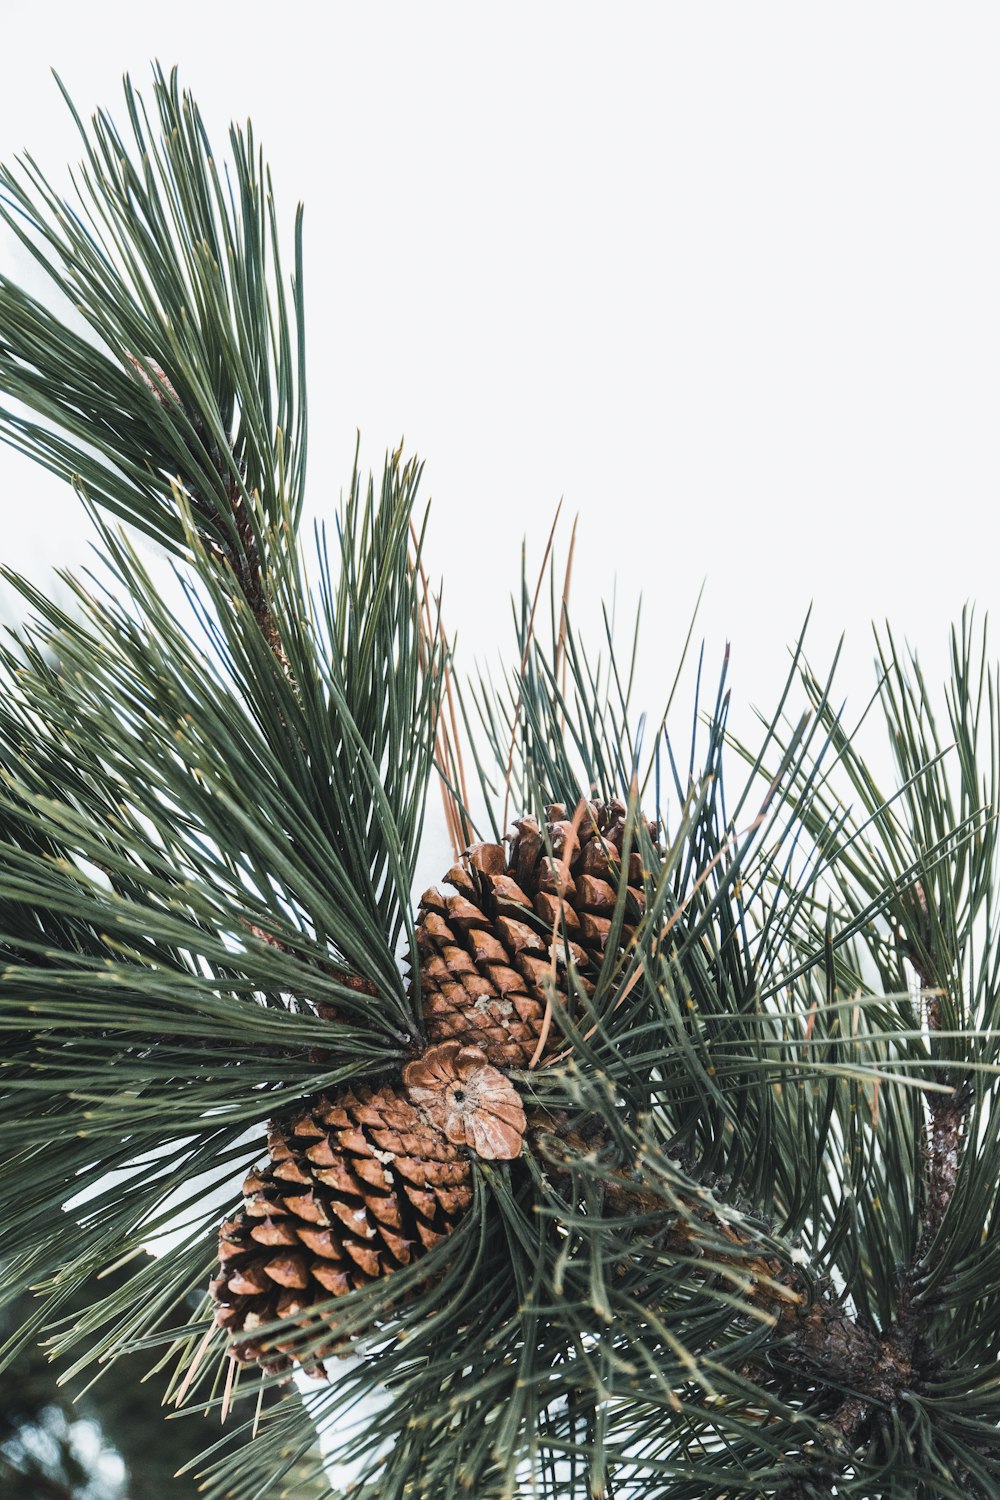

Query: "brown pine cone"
<box><xmin>210</xmin><ymin>1081</ymin><xmax>472</xmax><ymax>1374</ymax></box>
<box><xmin>415</xmin><ymin>799</ymin><xmax>653</xmax><ymax>1066</ymax></box>
<box><xmin>210</xmin><ymin>1044</ymin><xmax>526</xmax><ymax>1374</ymax></box>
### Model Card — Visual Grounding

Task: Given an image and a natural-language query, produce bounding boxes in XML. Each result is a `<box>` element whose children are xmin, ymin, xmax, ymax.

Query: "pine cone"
<box><xmin>210</xmin><ymin>1045</ymin><xmax>525</xmax><ymax>1374</ymax></box>
<box><xmin>415</xmin><ymin>799</ymin><xmax>653</xmax><ymax>1066</ymax></box>
<box><xmin>210</xmin><ymin>1081</ymin><xmax>472</xmax><ymax>1374</ymax></box>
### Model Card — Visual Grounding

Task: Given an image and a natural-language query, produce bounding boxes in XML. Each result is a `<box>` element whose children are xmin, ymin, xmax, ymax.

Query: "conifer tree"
<box><xmin>1</xmin><ymin>68</ymin><xmax>999</xmax><ymax>1500</ymax></box>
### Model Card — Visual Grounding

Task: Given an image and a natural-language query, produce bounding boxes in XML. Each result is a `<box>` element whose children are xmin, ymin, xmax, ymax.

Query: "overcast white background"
<box><xmin>0</xmin><ymin>3</ymin><xmax>997</xmax><ymax>783</ymax></box>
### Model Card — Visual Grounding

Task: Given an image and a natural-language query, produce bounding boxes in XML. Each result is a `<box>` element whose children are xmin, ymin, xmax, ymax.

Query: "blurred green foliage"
<box><xmin>0</xmin><ymin>1257</ymin><xmax>326</xmax><ymax>1499</ymax></box>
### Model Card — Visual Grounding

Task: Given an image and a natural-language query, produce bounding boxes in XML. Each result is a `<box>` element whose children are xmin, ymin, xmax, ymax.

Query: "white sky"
<box><xmin>0</xmin><ymin>2</ymin><xmax>997</xmax><ymax>775</ymax></box>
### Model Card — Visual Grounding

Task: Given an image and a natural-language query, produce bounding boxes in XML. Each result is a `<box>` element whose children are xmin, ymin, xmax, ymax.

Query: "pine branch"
<box><xmin>0</xmin><ymin>103</ymin><xmax>444</xmax><ymax>1483</ymax></box>
<box><xmin>759</xmin><ymin>620</ymin><xmax>1000</xmax><ymax>1497</ymax></box>
<box><xmin>0</xmin><ymin>65</ymin><xmax>306</xmax><ymax>577</ymax></box>
<box><xmin>777</xmin><ymin>920</ymin><xmax>978</xmax><ymax>1496</ymax></box>
<box><xmin>4</xmin><ymin>71</ymin><xmax>1000</xmax><ymax>1500</ymax></box>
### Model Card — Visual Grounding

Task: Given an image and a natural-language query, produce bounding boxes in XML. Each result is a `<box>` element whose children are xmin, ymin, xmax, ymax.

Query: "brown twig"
<box><xmin>531</xmin><ymin>1113</ymin><xmax>882</xmax><ymax>1397</ymax></box>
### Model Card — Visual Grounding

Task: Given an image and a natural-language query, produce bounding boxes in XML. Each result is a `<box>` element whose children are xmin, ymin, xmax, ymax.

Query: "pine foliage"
<box><xmin>1</xmin><ymin>68</ymin><xmax>999</xmax><ymax>1500</ymax></box>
